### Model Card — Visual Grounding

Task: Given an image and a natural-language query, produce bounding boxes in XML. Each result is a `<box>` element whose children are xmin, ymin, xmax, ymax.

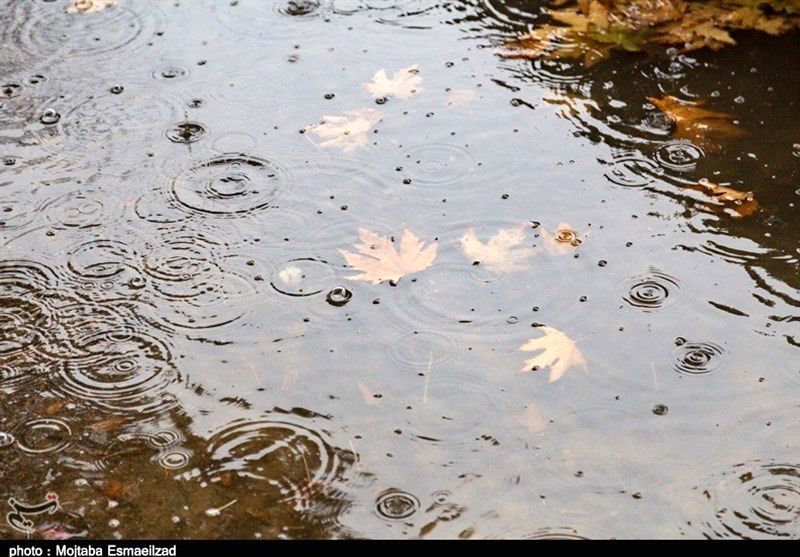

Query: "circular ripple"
<box><xmin>150</xmin><ymin>65</ymin><xmax>190</xmax><ymax>81</ymax></box>
<box><xmin>56</xmin><ymin>331</ymin><xmax>175</xmax><ymax>415</ymax></box>
<box><xmin>696</xmin><ymin>462</ymin><xmax>800</xmax><ymax>539</ymax></box>
<box><xmin>212</xmin><ymin>0</ymin><xmax>329</xmax><ymax>40</ymax></box>
<box><xmin>3</xmin><ymin>1</ymin><xmax>160</xmax><ymax>63</ymax></box>
<box><xmin>654</xmin><ymin>141</ymin><xmax>705</xmax><ymax>172</ymax></box>
<box><xmin>66</xmin><ymin>237</ymin><xmax>144</xmax><ymax>299</ymax></box>
<box><xmin>672</xmin><ymin>340</ymin><xmax>726</xmax><ymax>376</ymax></box>
<box><xmin>169</xmin><ymin>154</ymin><xmax>287</xmax><ymax>216</ymax></box>
<box><xmin>396</xmin><ymin>144</ymin><xmax>477</xmax><ymax>187</ymax></box>
<box><xmin>374</xmin><ymin>489</ymin><xmax>420</xmax><ymax>520</ymax></box>
<box><xmin>43</xmin><ymin>190</ymin><xmax>123</xmax><ymax>229</ymax></box>
<box><xmin>0</xmin><ymin>432</ymin><xmax>15</xmax><ymax>448</ymax></box>
<box><xmin>616</xmin><ymin>268</ymin><xmax>681</xmax><ymax>313</ymax></box>
<box><xmin>604</xmin><ymin>155</ymin><xmax>660</xmax><ymax>188</ymax></box>
<box><xmin>156</xmin><ymin>448</ymin><xmax>192</xmax><ymax>470</ymax></box>
<box><xmin>205</xmin><ymin>417</ymin><xmax>349</xmax><ymax>507</ymax></box>
<box><xmin>270</xmin><ymin>258</ymin><xmax>335</xmax><ymax>297</ymax></box>
<box><xmin>387</xmin><ymin>330</ymin><xmax>455</xmax><ymax>370</ymax></box>
<box><xmin>14</xmin><ymin>418</ymin><xmax>71</xmax><ymax>455</ymax></box>
<box><xmin>165</xmin><ymin>121</ymin><xmax>207</xmax><ymax>144</ymax></box>
<box><xmin>0</xmin><ymin>199</ymin><xmax>38</xmax><ymax>232</ymax></box>
<box><xmin>145</xmin><ymin>428</ymin><xmax>184</xmax><ymax>450</ymax></box>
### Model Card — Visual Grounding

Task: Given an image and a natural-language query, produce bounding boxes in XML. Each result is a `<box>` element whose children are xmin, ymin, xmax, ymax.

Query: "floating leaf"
<box><xmin>306</xmin><ymin>108</ymin><xmax>381</xmax><ymax>152</ymax></box>
<box><xmin>459</xmin><ymin>225</ymin><xmax>537</xmax><ymax>274</ymax></box>
<box><xmin>68</xmin><ymin>0</ymin><xmax>116</xmax><ymax>13</ymax></box>
<box><xmin>364</xmin><ymin>66</ymin><xmax>422</xmax><ymax>100</ymax></box>
<box><xmin>517</xmin><ymin>403</ymin><xmax>547</xmax><ymax>433</ymax></box>
<box><xmin>517</xmin><ymin>326</ymin><xmax>588</xmax><ymax>382</ymax></box>
<box><xmin>89</xmin><ymin>417</ymin><xmax>126</xmax><ymax>431</ymax></box>
<box><xmin>648</xmin><ymin>95</ymin><xmax>743</xmax><ymax>150</ymax></box>
<box><xmin>340</xmin><ymin>228</ymin><xmax>437</xmax><ymax>284</ymax></box>
<box><xmin>693</xmin><ymin>179</ymin><xmax>758</xmax><ymax>217</ymax></box>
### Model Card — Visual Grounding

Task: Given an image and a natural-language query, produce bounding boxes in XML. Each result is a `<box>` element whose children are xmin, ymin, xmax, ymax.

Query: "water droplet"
<box><xmin>326</xmin><ymin>286</ymin><xmax>352</xmax><ymax>307</ymax></box>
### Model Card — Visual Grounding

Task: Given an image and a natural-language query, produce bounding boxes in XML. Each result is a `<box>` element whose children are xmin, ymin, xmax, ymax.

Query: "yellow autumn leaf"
<box><xmin>363</xmin><ymin>66</ymin><xmax>422</xmax><ymax>100</ymax></box>
<box><xmin>459</xmin><ymin>225</ymin><xmax>537</xmax><ymax>274</ymax></box>
<box><xmin>648</xmin><ymin>95</ymin><xmax>743</xmax><ymax>151</ymax></box>
<box><xmin>340</xmin><ymin>228</ymin><xmax>437</xmax><ymax>284</ymax></box>
<box><xmin>68</xmin><ymin>0</ymin><xmax>116</xmax><ymax>13</ymax></box>
<box><xmin>517</xmin><ymin>326</ymin><xmax>588</xmax><ymax>382</ymax></box>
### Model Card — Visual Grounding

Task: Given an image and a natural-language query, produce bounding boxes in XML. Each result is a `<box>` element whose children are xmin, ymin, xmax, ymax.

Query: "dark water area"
<box><xmin>0</xmin><ymin>0</ymin><xmax>798</xmax><ymax>540</ymax></box>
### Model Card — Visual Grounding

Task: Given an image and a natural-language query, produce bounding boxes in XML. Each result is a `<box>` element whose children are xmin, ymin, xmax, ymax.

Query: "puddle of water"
<box><xmin>0</xmin><ymin>0</ymin><xmax>797</xmax><ymax>540</ymax></box>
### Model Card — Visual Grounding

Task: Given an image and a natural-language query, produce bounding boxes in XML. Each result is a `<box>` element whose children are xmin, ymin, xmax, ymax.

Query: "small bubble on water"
<box><xmin>110</xmin><ymin>85</ymin><xmax>124</xmax><ymax>94</ymax></box>
<box><xmin>652</xmin><ymin>404</ymin><xmax>668</xmax><ymax>416</ymax></box>
<box><xmin>39</xmin><ymin>108</ymin><xmax>60</xmax><ymax>125</ymax></box>
<box><xmin>326</xmin><ymin>286</ymin><xmax>352</xmax><ymax>307</ymax></box>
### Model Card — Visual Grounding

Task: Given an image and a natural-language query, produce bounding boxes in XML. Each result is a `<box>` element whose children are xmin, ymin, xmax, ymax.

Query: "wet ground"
<box><xmin>0</xmin><ymin>0</ymin><xmax>798</xmax><ymax>540</ymax></box>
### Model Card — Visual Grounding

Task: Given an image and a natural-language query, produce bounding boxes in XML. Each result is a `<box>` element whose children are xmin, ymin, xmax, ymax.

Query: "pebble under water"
<box><xmin>0</xmin><ymin>0</ymin><xmax>798</xmax><ymax>540</ymax></box>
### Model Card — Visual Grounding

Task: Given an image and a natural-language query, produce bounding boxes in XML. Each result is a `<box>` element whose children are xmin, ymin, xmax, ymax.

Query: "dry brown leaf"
<box><xmin>89</xmin><ymin>417</ymin><xmax>126</xmax><ymax>432</ymax></box>
<box><xmin>540</xmin><ymin>222</ymin><xmax>582</xmax><ymax>256</ymax></box>
<box><xmin>460</xmin><ymin>225</ymin><xmax>538</xmax><ymax>274</ymax></box>
<box><xmin>503</xmin><ymin>0</ymin><xmax>800</xmax><ymax>63</ymax></box>
<box><xmin>517</xmin><ymin>403</ymin><xmax>547</xmax><ymax>433</ymax></box>
<box><xmin>340</xmin><ymin>228</ymin><xmax>437</xmax><ymax>284</ymax></box>
<box><xmin>45</xmin><ymin>400</ymin><xmax>67</xmax><ymax>415</ymax></box>
<box><xmin>306</xmin><ymin>109</ymin><xmax>381</xmax><ymax>152</ymax></box>
<box><xmin>68</xmin><ymin>0</ymin><xmax>116</xmax><ymax>13</ymax></box>
<box><xmin>517</xmin><ymin>326</ymin><xmax>588</xmax><ymax>382</ymax></box>
<box><xmin>648</xmin><ymin>95</ymin><xmax>743</xmax><ymax>151</ymax></box>
<box><xmin>364</xmin><ymin>66</ymin><xmax>422</xmax><ymax>100</ymax></box>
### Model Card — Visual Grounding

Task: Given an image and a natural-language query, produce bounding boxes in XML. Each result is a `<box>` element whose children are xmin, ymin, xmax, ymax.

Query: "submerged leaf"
<box><xmin>648</xmin><ymin>95</ymin><xmax>743</xmax><ymax>150</ymax></box>
<box><xmin>517</xmin><ymin>403</ymin><xmax>547</xmax><ymax>433</ymax></box>
<box><xmin>460</xmin><ymin>225</ymin><xmax>537</xmax><ymax>274</ymax></box>
<box><xmin>693</xmin><ymin>179</ymin><xmax>758</xmax><ymax>217</ymax></box>
<box><xmin>340</xmin><ymin>228</ymin><xmax>437</xmax><ymax>284</ymax></box>
<box><xmin>306</xmin><ymin>109</ymin><xmax>381</xmax><ymax>152</ymax></box>
<box><xmin>364</xmin><ymin>66</ymin><xmax>423</xmax><ymax>100</ymax></box>
<box><xmin>517</xmin><ymin>326</ymin><xmax>588</xmax><ymax>382</ymax></box>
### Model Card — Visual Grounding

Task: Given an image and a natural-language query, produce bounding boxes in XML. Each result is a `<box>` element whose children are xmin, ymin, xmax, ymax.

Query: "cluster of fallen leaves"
<box><xmin>502</xmin><ymin>0</ymin><xmax>800</xmax><ymax>65</ymax></box>
<box><xmin>340</xmin><ymin>223</ymin><xmax>589</xmax><ymax>394</ymax></box>
<box><xmin>305</xmin><ymin>66</ymin><xmax>424</xmax><ymax>152</ymax></box>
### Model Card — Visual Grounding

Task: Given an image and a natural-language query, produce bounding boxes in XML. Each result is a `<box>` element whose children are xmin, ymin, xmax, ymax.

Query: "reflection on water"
<box><xmin>0</xmin><ymin>0</ymin><xmax>797</xmax><ymax>539</ymax></box>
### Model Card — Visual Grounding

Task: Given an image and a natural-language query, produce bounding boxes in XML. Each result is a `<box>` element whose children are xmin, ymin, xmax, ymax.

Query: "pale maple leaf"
<box><xmin>517</xmin><ymin>326</ymin><xmax>588</xmax><ymax>382</ymax></box>
<box><xmin>306</xmin><ymin>109</ymin><xmax>381</xmax><ymax>152</ymax></box>
<box><xmin>67</xmin><ymin>0</ymin><xmax>116</xmax><ymax>13</ymax></box>
<box><xmin>364</xmin><ymin>66</ymin><xmax>423</xmax><ymax>100</ymax></box>
<box><xmin>460</xmin><ymin>225</ymin><xmax>537</xmax><ymax>274</ymax></box>
<box><xmin>539</xmin><ymin>222</ymin><xmax>582</xmax><ymax>256</ymax></box>
<box><xmin>340</xmin><ymin>228</ymin><xmax>437</xmax><ymax>284</ymax></box>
